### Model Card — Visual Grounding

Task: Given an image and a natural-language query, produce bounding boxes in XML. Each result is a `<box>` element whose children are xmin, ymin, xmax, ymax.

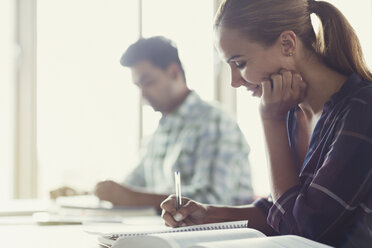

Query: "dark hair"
<box><xmin>120</xmin><ymin>36</ymin><xmax>186</xmax><ymax>81</ymax></box>
<box><xmin>214</xmin><ymin>0</ymin><xmax>372</xmax><ymax>82</ymax></box>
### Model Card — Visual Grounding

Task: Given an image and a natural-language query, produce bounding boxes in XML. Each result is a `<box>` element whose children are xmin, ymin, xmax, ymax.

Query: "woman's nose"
<box><xmin>230</xmin><ymin>69</ymin><xmax>243</xmax><ymax>88</ymax></box>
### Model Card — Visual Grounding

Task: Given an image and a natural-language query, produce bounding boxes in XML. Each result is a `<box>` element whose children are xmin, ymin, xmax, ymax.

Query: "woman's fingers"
<box><xmin>260</xmin><ymin>70</ymin><xmax>307</xmax><ymax>120</ymax></box>
<box><xmin>161</xmin><ymin>210</ymin><xmax>180</xmax><ymax>227</ymax></box>
<box><xmin>161</xmin><ymin>195</ymin><xmax>183</xmax><ymax>227</ymax></box>
<box><xmin>160</xmin><ymin>195</ymin><xmax>178</xmax><ymax>216</ymax></box>
<box><xmin>161</xmin><ymin>195</ymin><xmax>207</xmax><ymax>228</ymax></box>
<box><xmin>270</xmin><ymin>73</ymin><xmax>283</xmax><ymax>96</ymax></box>
<box><xmin>280</xmin><ymin>70</ymin><xmax>293</xmax><ymax>97</ymax></box>
<box><xmin>161</xmin><ymin>195</ymin><xmax>194</xmax><ymax>227</ymax></box>
<box><xmin>292</xmin><ymin>73</ymin><xmax>306</xmax><ymax>101</ymax></box>
<box><xmin>261</xmin><ymin>79</ymin><xmax>272</xmax><ymax>100</ymax></box>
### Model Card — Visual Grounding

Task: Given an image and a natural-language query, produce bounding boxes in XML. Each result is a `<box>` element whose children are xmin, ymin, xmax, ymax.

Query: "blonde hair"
<box><xmin>214</xmin><ymin>0</ymin><xmax>372</xmax><ymax>81</ymax></box>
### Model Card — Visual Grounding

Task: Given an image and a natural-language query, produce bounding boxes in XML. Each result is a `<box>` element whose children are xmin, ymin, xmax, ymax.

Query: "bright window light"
<box><xmin>141</xmin><ymin>0</ymin><xmax>215</xmax><ymax>136</ymax></box>
<box><xmin>37</xmin><ymin>0</ymin><xmax>140</xmax><ymax>197</ymax></box>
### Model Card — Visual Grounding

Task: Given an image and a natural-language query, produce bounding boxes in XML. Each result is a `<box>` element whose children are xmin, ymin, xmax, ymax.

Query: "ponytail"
<box><xmin>310</xmin><ymin>0</ymin><xmax>372</xmax><ymax>81</ymax></box>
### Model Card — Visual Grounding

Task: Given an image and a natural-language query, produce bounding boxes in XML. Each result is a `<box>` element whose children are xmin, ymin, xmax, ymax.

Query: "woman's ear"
<box><xmin>280</xmin><ymin>30</ymin><xmax>297</xmax><ymax>57</ymax></box>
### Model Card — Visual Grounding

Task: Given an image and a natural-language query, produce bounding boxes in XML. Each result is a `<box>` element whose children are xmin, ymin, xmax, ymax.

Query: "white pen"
<box><xmin>174</xmin><ymin>171</ymin><xmax>182</xmax><ymax>210</ymax></box>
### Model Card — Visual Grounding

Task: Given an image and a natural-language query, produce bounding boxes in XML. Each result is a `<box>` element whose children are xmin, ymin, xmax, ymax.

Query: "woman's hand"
<box><xmin>160</xmin><ymin>195</ymin><xmax>208</xmax><ymax>227</ymax></box>
<box><xmin>259</xmin><ymin>70</ymin><xmax>306</xmax><ymax>121</ymax></box>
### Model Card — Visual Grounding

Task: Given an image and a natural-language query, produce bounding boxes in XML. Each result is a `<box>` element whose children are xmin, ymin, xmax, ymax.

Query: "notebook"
<box><xmin>31</xmin><ymin>195</ymin><xmax>157</xmax><ymax>225</ymax></box>
<box><xmin>90</xmin><ymin>220</ymin><xmax>251</xmax><ymax>247</ymax></box>
<box><xmin>90</xmin><ymin>220</ymin><xmax>333</xmax><ymax>248</ymax></box>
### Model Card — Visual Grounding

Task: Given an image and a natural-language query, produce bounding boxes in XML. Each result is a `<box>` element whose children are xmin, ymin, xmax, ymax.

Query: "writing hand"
<box><xmin>160</xmin><ymin>195</ymin><xmax>208</xmax><ymax>227</ymax></box>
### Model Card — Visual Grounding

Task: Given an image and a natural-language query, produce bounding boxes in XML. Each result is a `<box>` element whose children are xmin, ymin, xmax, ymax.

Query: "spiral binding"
<box><xmin>106</xmin><ymin>221</ymin><xmax>248</xmax><ymax>240</ymax></box>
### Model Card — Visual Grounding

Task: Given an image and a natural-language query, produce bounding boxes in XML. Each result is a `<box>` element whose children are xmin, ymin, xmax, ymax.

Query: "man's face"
<box><xmin>131</xmin><ymin>60</ymin><xmax>175</xmax><ymax>113</ymax></box>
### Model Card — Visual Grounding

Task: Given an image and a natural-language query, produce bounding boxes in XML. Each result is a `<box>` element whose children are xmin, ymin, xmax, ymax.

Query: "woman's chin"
<box><xmin>251</xmin><ymin>88</ymin><xmax>262</xmax><ymax>98</ymax></box>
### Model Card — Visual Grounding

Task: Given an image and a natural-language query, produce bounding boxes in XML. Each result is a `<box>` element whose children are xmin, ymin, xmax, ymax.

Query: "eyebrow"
<box><xmin>227</xmin><ymin>55</ymin><xmax>243</xmax><ymax>64</ymax></box>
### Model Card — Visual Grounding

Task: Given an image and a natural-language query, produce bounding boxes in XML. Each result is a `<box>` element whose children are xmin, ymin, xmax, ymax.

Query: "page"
<box><xmin>190</xmin><ymin>235</ymin><xmax>334</xmax><ymax>248</ymax></box>
<box><xmin>92</xmin><ymin>220</ymin><xmax>252</xmax><ymax>247</ymax></box>
<box><xmin>56</xmin><ymin>195</ymin><xmax>113</xmax><ymax>209</ymax></box>
<box><xmin>112</xmin><ymin>228</ymin><xmax>266</xmax><ymax>248</ymax></box>
<box><xmin>92</xmin><ymin>220</ymin><xmax>249</xmax><ymax>238</ymax></box>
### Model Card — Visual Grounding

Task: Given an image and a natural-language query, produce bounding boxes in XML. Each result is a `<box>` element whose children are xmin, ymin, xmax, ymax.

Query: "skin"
<box><xmin>50</xmin><ymin>60</ymin><xmax>190</xmax><ymax>209</ymax></box>
<box><xmin>160</xmin><ymin>27</ymin><xmax>348</xmax><ymax>234</ymax></box>
<box><xmin>131</xmin><ymin>60</ymin><xmax>190</xmax><ymax>115</ymax></box>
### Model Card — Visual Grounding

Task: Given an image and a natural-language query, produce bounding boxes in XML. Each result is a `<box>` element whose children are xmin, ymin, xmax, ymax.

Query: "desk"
<box><xmin>0</xmin><ymin>199</ymin><xmax>161</xmax><ymax>248</ymax></box>
<box><xmin>0</xmin><ymin>218</ymin><xmax>99</xmax><ymax>247</ymax></box>
<box><xmin>0</xmin><ymin>216</ymin><xmax>164</xmax><ymax>247</ymax></box>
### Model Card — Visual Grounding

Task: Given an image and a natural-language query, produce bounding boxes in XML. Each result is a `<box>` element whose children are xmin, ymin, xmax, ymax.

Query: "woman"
<box><xmin>160</xmin><ymin>0</ymin><xmax>372</xmax><ymax>247</ymax></box>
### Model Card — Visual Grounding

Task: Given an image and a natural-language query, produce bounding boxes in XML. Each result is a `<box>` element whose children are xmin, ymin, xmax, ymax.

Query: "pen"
<box><xmin>174</xmin><ymin>171</ymin><xmax>182</xmax><ymax>210</ymax></box>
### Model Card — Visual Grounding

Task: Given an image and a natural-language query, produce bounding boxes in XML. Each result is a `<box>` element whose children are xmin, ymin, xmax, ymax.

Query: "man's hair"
<box><xmin>120</xmin><ymin>36</ymin><xmax>186</xmax><ymax>82</ymax></box>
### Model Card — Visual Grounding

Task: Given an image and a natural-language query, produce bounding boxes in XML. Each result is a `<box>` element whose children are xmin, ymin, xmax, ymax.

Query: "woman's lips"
<box><xmin>243</xmin><ymin>83</ymin><xmax>261</xmax><ymax>97</ymax></box>
<box><xmin>244</xmin><ymin>83</ymin><xmax>259</xmax><ymax>92</ymax></box>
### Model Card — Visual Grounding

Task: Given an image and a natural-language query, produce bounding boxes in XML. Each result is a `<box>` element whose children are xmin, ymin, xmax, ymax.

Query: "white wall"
<box><xmin>329</xmin><ymin>0</ymin><xmax>372</xmax><ymax>68</ymax></box>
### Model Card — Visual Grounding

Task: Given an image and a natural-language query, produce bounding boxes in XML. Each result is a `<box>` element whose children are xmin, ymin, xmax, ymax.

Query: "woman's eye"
<box><xmin>235</xmin><ymin>61</ymin><xmax>246</xmax><ymax>69</ymax></box>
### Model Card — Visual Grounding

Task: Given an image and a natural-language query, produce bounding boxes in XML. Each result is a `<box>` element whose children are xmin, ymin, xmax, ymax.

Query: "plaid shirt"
<box><xmin>255</xmin><ymin>74</ymin><xmax>372</xmax><ymax>248</ymax></box>
<box><xmin>125</xmin><ymin>91</ymin><xmax>253</xmax><ymax>205</ymax></box>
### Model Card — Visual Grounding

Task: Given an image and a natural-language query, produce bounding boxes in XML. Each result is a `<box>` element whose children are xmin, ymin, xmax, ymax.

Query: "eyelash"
<box><xmin>234</xmin><ymin>61</ymin><xmax>246</xmax><ymax>69</ymax></box>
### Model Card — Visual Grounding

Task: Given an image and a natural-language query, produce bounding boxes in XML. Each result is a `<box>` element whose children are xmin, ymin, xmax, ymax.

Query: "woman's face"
<box><xmin>215</xmin><ymin>27</ymin><xmax>288</xmax><ymax>97</ymax></box>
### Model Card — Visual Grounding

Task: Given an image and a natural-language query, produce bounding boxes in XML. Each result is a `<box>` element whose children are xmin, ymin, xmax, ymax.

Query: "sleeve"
<box><xmin>267</xmin><ymin>102</ymin><xmax>372</xmax><ymax>241</ymax></box>
<box><xmin>181</xmin><ymin>112</ymin><xmax>254</xmax><ymax>205</ymax></box>
<box><xmin>123</xmin><ymin>160</ymin><xmax>146</xmax><ymax>187</ymax></box>
<box><xmin>253</xmin><ymin>196</ymin><xmax>274</xmax><ymax>217</ymax></box>
<box><xmin>122</xmin><ymin>136</ymin><xmax>151</xmax><ymax>187</ymax></box>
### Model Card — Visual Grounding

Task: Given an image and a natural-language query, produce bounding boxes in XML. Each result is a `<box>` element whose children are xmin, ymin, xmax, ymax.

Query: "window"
<box><xmin>141</xmin><ymin>0</ymin><xmax>215</xmax><ymax>136</ymax></box>
<box><xmin>329</xmin><ymin>0</ymin><xmax>372</xmax><ymax>67</ymax></box>
<box><xmin>236</xmin><ymin>94</ymin><xmax>269</xmax><ymax>196</ymax></box>
<box><xmin>37</xmin><ymin>0</ymin><xmax>140</xmax><ymax>196</ymax></box>
<box><xmin>36</xmin><ymin>0</ymin><xmax>215</xmax><ymax>198</ymax></box>
<box><xmin>5</xmin><ymin>0</ymin><xmax>371</xmax><ymax>200</ymax></box>
<box><xmin>0</xmin><ymin>0</ymin><xmax>15</xmax><ymax>200</ymax></box>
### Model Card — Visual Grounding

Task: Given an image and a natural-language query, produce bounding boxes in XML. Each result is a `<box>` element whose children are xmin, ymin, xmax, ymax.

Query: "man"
<box><xmin>50</xmin><ymin>36</ymin><xmax>253</xmax><ymax>208</ymax></box>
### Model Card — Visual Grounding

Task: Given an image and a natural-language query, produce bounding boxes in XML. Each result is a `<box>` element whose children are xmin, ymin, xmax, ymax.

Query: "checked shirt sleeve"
<box><xmin>181</xmin><ymin>112</ymin><xmax>253</xmax><ymax>205</ymax></box>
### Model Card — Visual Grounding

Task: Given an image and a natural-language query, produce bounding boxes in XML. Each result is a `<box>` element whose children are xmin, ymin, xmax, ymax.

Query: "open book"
<box><xmin>91</xmin><ymin>220</ymin><xmax>333</xmax><ymax>248</ymax></box>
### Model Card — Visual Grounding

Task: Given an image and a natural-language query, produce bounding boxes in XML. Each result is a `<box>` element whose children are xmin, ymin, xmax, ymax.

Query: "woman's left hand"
<box><xmin>259</xmin><ymin>69</ymin><xmax>307</xmax><ymax>121</ymax></box>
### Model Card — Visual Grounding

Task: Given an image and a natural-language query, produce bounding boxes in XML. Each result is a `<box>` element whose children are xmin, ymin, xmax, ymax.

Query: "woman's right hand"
<box><xmin>160</xmin><ymin>195</ymin><xmax>209</xmax><ymax>227</ymax></box>
<box><xmin>259</xmin><ymin>69</ymin><xmax>306</xmax><ymax>121</ymax></box>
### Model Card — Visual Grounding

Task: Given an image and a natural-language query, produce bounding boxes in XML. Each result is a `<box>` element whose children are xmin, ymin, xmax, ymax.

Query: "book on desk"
<box><xmin>87</xmin><ymin>220</ymin><xmax>334</xmax><ymax>248</ymax></box>
<box><xmin>33</xmin><ymin>195</ymin><xmax>157</xmax><ymax>225</ymax></box>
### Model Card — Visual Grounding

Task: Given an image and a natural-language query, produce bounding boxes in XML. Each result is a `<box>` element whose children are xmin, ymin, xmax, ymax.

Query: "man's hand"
<box><xmin>94</xmin><ymin>180</ymin><xmax>137</xmax><ymax>206</ymax></box>
<box><xmin>49</xmin><ymin>186</ymin><xmax>87</xmax><ymax>199</ymax></box>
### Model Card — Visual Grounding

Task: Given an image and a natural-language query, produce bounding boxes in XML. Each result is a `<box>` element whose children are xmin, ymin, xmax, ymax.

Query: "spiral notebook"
<box><xmin>90</xmin><ymin>220</ymin><xmax>333</xmax><ymax>248</ymax></box>
<box><xmin>91</xmin><ymin>220</ymin><xmax>252</xmax><ymax>247</ymax></box>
